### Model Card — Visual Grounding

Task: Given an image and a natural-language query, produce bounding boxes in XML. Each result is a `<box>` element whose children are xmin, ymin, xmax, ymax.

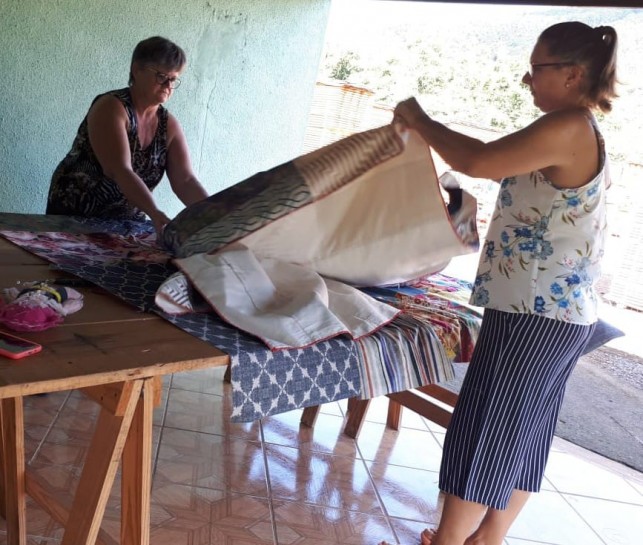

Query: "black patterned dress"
<box><xmin>46</xmin><ymin>88</ymin><xmax>168</xmax><ymax>220</ymax></box>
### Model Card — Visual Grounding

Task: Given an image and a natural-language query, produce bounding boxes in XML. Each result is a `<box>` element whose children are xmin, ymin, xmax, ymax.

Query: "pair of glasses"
<box><xmin>528</xmin><ymin>62</ymin><xmax>573</xmax><ymax>77</ymax></box>
<box><xmin>146</xmin><ymin>67</ymin><xmax>181</xmax><ymax>89</ymax></box>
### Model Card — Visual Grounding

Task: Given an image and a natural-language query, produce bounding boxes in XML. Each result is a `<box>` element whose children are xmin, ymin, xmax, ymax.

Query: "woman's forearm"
<box><xmin>412</xmin><ymin>117</ymin><xmax>486</xmax><ymax>175</ymax></box>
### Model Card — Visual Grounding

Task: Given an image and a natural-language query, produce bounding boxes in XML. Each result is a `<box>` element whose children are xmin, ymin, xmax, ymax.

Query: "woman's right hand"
<box><xmin>149</xmin><ymin>210</ymin><xmax>172</xmax><ymax>242</ymax></box>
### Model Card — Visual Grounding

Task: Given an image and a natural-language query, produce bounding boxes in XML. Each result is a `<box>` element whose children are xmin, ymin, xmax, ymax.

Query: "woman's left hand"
<box><xmin>393</xmin><ymin>97</ymin><xmax>430</xmax><ymax>129</ymax></box>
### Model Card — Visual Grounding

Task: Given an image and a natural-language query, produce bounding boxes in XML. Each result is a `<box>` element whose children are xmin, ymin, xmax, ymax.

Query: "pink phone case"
<box><xmin>0</xmin><ymin>331</ymin><xmax>43</xmax><ymax>360</ymax></box>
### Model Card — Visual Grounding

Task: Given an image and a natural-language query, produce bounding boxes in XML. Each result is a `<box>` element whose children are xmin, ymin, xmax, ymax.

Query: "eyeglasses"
<box><xmin>528</xmin><ymin>62</ymin><xmax>573</xmax><ymax>77</ymax></box>
<box><xmin>145</xmin><ymin>68</ymin><xmax>181</xmax><ymax>89</ymax></box>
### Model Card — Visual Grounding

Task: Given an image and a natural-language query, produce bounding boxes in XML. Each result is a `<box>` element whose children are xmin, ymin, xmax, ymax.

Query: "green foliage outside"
<box><xmin>319</xmin><ymin>2</ymin><xmax>643</xmax><ymax>165</ymax></box>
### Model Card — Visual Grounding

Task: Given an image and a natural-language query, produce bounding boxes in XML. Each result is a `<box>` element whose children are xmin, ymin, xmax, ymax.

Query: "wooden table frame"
<box><xmin>300</xmin><ymin>383</ymin><xmax>458</xmax><ymax>438</ymax></box>
<box><xmin>0</xmin><ymin>238</ymin><xmax>229</xmax><ymax>545</ymax></box>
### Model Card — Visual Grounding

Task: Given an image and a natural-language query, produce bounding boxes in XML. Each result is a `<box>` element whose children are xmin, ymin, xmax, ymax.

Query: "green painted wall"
<box><xmin>0</xmin><ymin>0</ymin><xmax>331</xmax><ymax>217</ymax></box>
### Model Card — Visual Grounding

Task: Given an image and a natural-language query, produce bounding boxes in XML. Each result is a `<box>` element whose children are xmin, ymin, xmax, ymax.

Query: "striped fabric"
<box><xmin>355</xmin><ymin>313</ymin><xmax>454</xmax><ymax>399</ymax></box>
<box><xmin>0</xmin><ymin>215</ymin><xmax>484</xmax><ymax>424</ymax></box>
<box><xmin>439</xmin><ymin>309</ymin><xmax>595</xmax><ymax>509</ymax></box>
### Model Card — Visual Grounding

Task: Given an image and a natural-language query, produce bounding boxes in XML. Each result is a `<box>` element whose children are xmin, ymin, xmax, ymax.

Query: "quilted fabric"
<box><xmin>162</xmin><ymin>123</ymin><xmax>480</xmax><ymax>287</ymax></box>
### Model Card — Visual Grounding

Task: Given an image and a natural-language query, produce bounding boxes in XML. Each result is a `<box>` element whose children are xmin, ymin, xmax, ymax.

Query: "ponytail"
<box><xmin>539</xmin><ymin>22</ymin><xmax>619</xmax><ymax>113</ymax></box>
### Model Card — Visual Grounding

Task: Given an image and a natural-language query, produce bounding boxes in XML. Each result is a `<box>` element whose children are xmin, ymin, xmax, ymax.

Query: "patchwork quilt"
<box><xmin>0</xmin><ymin>122</ymin><xmax>483</xmax><ymax>421</ymax></box>
<box><xmin>0</xmin><ymin>213</ymin><xmax>481</xmax><ymax>422</ymax></box>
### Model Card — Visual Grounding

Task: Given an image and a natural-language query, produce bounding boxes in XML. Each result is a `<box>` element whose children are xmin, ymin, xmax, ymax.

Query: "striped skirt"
<box><xmin>439</xmin><ymin>309</ymin><xmax>595</xmax><ymax>510</ymax></box>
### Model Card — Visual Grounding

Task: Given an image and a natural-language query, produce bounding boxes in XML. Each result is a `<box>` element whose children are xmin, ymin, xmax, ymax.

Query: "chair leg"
<box><xmin>343</xmin><ymin>398</ymin><xmax>370</xmax><ymax>439</ymax></box>
<box><xmin>386</xmin><ymin>397</ymin><xmax>403</xmax><ymax>430</ymax></box>
<box><xmin>300</xmin><ymin>405</ymin><xmax>321</xmax><ymax>427</ymax></box>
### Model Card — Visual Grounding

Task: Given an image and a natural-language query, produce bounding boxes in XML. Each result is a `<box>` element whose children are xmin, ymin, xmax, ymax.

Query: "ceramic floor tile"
<box><xmin>506</xmin><ymin>489</ymin><xmax>605</xmax><ymax>545</ymax></box>
<box><xmin>40</xmin><ymin>394</ymin><xmax>101</xmax><ymax>451</ymax></box>
<box><xmin>139</xmin><ymin>484</ymin><xmax>275</xmax><ymax>545</ymax></box>
<box><xmin>387</xmin><ymin>516</ymin><xmax>437</xmax><ymax>545</ymax></box>
<box><xmin>10</xmin><ymin>367</ymin><xmax>643</xmax><ymax>545</ymax></box>
<box><xmin>28</xmin><ymin>437</ymin><xmax>89</xmax><ymax>468</ymax></box>
<box><xmin>318</xmin><ymin>401</ymin><xmax>345</xmax><ymax>417</ymax></box>
<box><xmin>155</xmin><ymin>427</ymin><xmax>269</xmax><ymax>497</ymax></box>
<box><xmin>23</xmin><ymin>394</ymin><xmax>66</xmax><ymax>427</ymax></box>
<box><xmin>361</xmin><ymin>396</ymin><xmax>394</xmax><ymax>425</ymax></box>
<box><xmin>564</xmin><ymin>493</ymin><xmax>643</xmax><ymax>545</ymax></box>
<box><xmin>550</xmin><ymin>436</ymin><xmax>643</xmax><ymax>488</ymax></box>
<box><xmin>357</xmin><ymin>422</ymin><xmax>443</xmax><ymax>471</ymax></box>
<box><xmin>367</xmin><ymin>462</ymin><xmax>442</xmax><ymax>522</ymax></box>
<box><xmin>628</xmin><ymin>478</ymin><xmax>643</xmax><ymax>496</ymax></box>
<box><xmin>261</xmin><ymin>410</ymin><xmax>359</xmax><ymax>457</ymax></box>
<box><xmin>272</xmin><ymin>499</ymin><xmax>396</xmax><ymax>544</ymax></box>
<box><xmin>164</xmin><ymin>388</ymin><xmax>260</xmax><ymax>440</ymax></box>
<box><xmin>130</xmin><ymin>483</ymin><xmax>225</xmax><ymax>544</ymax></box>
<box><xmin>545</xmin><ymin>448</ymin><xmax>643</xmax><ymax>504</ymax></box>
<box><xmin>422</xmin><ymin>416</ymin><xmax>449</xmax><ymax>434</ymax></box>
<box><xmin>430</xmin><ymin>430</ymin><xmax>445</xmax><ymax>447</ymax></box>
<box><xmin>23</xmin><ymin>393</ymin><xmax>68</xmax><ymax>458</ymax></box>
<box><xmin>265</xmin><ymin>444</ymin><xmax>383</xmax><ymax>515</ymax></box>
<box><xmin>125</xmin><ymin>497</ymin><xmax>216</xmax><ymax>545</ymax></box>
<box><xmin>0</xmin><ymin>496</ymin><xmax>65</xmax><ymax>541</ymax></box>
<box><xmin>209</xmin><ymin>493</ymin><xmax>275</xmax><ymax>544</ymax></box>
<box><xmin>171</xmin><ymin>366</ymin><xmax>228</xmax><ymax>396</ymax></box>
<box><xmin>60</xmin><ymin>390</ymin><xmax>102</xmax><ymax>414</ymax></box>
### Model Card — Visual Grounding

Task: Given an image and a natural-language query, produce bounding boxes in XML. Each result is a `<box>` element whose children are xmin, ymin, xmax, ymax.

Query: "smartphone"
<box><xmin>0</xmin><ymin>331</ymin><xmax>43</xmax><ymax>360</ymax></box>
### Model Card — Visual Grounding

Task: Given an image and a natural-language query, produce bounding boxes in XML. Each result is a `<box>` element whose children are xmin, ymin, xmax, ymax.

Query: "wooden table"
<box><xmin>0</xmin><ymin>238</ymin><xmax>229</xmax><ymax>545</ymax></box>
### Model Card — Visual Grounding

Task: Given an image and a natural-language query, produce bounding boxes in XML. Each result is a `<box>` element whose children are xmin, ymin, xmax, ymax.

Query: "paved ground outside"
<box><xmin>557</xmin><ymin>303</ymin><xmax>643</xmax><ymax>472</ymax></box>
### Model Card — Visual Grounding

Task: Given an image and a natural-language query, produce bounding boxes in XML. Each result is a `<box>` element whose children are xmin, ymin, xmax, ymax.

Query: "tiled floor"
<box><xmin>2</xmin><ymin>365</ymin><xmax>641</xmax><ymax>545</ymax></box>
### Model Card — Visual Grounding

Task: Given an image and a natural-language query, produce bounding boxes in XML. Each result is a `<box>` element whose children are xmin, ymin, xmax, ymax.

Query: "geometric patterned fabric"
<box><xmin>0</xmin><ymin>213</ymin><xmax>480</xmax><ymax>422</ymax></box>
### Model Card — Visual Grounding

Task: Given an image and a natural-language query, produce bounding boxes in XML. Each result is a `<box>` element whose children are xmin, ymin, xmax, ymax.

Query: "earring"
<box><xmin>565</xmin><ymin>83</ymin><xmax>570</xmax><ymax>88</ymax></box>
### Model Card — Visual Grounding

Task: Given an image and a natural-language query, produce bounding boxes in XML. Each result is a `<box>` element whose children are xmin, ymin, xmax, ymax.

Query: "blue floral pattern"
<box><xmin>470</xmin><ymin>130</ymin><xmax>608</xmax><ymax>325</ymax></box>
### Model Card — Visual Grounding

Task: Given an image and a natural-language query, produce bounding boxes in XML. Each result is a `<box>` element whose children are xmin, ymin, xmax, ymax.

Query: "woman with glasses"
<box><xmin>46</xmin><ymin>36</ymin><xmax>208</xmax><ymax>237</ymax></box>
<box><xmin>385</xmin><ymin>21</ymin><xmax>618</xmax><ymax>545</ymax></box>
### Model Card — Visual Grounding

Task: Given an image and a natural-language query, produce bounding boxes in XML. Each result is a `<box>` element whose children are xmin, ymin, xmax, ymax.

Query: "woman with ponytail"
<box><xmin>384</xmin><ymin>21</ymin><xmax>619</xmax><ymax>545</ymax></box>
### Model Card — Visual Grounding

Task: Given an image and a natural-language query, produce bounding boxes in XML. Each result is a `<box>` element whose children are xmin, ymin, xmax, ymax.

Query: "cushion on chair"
<box><xmin>582</xmin><ymin>318</ymin><xmax>625</xmax><ymax>355</ymax></box>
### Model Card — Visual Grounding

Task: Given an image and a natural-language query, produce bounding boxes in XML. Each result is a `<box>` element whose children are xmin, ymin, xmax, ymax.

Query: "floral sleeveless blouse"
<box><xmin>46</xmin><ymin>88</ymin><xmax>168</xmax><ymax>220</ymax></box>
<box><xmin>469</xmin><ymin>119</ymin><xmax>608</xmax><ymax>325</ymax></box>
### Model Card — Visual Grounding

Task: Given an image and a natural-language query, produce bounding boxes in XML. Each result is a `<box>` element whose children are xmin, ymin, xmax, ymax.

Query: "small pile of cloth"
<box><xmin>0</xmin><ymin>281</ymin><xmax>84</xmax><ymax>332</ymax></box>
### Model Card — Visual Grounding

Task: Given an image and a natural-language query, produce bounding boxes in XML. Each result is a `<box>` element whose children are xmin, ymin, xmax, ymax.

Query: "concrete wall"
<box><xmin>0</xmin><ymin>0</ymin><xmax>331</xmax><ymax>217</ymax></box>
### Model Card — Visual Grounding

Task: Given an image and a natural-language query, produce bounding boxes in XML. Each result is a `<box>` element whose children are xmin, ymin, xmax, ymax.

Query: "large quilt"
<box><xmin>157</xmin><ymin>122</ymin><xmax>480</xmax><ymax>356</ymax></box>
<box><xmin>0</xmin><ymin>213</ymin><xmax>481</xmax><ymax>422</ymax></box>
<box><xmin>0</xmin><ymin>122</ymin><xmax>485</xmax><ymax>421</ymax></box>
<box><xmin>163</xmin><ymin>123</ymin><xmax>479</xmax><ymax>287</ymax></box>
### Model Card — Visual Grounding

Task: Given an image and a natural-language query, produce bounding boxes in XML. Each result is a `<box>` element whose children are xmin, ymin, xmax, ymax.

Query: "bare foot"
<box><xmin>420</xmin><ymin>528</ymin><xmax>437</xmax><ymax>545</ymax></box>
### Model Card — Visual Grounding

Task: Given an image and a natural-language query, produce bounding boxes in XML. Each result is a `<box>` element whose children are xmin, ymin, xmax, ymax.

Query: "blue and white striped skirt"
<box><xmin>439</xmin><ymin>309</ymin><xmax>595</xmax><ymax>510</ymax></box>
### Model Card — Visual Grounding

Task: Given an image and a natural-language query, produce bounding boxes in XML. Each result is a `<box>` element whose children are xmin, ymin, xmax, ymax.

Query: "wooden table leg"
<box><xmin>121</xmin><ymin>377</ymin><xmax>154</xmax><ymax>545</ymax></box>
<box><xmin>1</xmin><ymin>397</ymin><xmax>27</xmax><ymax>545</ymax></box>
<box><xmin>60</xmin><ymin>380</ymin><xmax>143</xmax><ymax>545</ymax></box>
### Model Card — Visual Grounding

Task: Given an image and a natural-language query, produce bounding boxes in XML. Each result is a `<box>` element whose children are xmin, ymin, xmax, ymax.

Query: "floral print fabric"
<box><xmin>46</xmin><ymin>88</ymin><xmax>168</xmax><ymax>221</ymax></box>
<box><xmin>470</xmin><ymin>125</ymin><xmax>608</xmax><ymax>324</ymax></box>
